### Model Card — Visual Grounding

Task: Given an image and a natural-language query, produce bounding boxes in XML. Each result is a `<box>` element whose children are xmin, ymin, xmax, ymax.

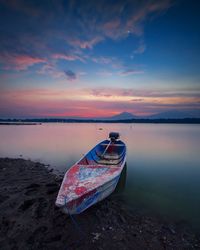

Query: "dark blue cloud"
<box><xmin>64</xmin><ymin>69</ymin><xmax>76</xmax><ymax>81</ymax></box>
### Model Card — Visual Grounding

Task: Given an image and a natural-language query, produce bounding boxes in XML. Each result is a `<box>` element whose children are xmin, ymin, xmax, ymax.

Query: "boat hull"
<box><xmin>62</xmin><ymin>174</ymin><xmax>121</xmax><ymax>214</ymax></box>
<box><xmin>56</xmin><ymin>138</ymin><xmax>126</xmax><ymax>214</ymax></box>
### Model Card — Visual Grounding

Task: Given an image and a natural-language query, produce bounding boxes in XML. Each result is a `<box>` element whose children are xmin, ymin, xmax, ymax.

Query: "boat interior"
<box><xmin>79</xmin><ymin>140</ymin><xmax>126</xmax><ymax>166</ymax></box>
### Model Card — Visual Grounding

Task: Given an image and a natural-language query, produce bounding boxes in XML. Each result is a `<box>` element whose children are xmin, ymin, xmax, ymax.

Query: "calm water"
<box><xmin>0</xmin><ymin>123</ymin><xmax>200</xmax><ymax>228</ymax></box>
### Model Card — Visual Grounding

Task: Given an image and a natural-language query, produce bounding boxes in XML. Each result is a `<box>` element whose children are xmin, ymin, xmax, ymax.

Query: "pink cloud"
<box><xmin>52</xmin><ymin>53</ymin><xmax>84</xmax><ymax>62</ymax></box>
<box><xmin>37</xmin><ymin>64</ymin><xmax>65</xmax><ymax>78</ymax></box>
<box><xmin>0</xmin><ymin>53</ymin><xmax>46</xmax><ymax>71</ymax></box>
<box><xmin>68</xmin><ymin>36</ymin><xmax>104</xmax><ymax>49</ymax></box>
<box><xmin>102</xmin><ymin>19</ymin><xmax>123</xmax><ymax>39</ymax></box>
<box><xmin>103</xmin><ymin>19</ymin><xmax>120</xmax><ymax>30</ymax></box>
<box><xmin>88</xmin><ymin>87</ymin><xmax>200</xmax><ymax>99</ymax></box>
<box><xmin>148</xmin><ymin>1</ymin><xmax>172</xmax><ymax>12</ymax></box>
<box><xmin>126</xmin><ymin>0</ymin><xmax>172</xmax><ymax>36</ymax></box>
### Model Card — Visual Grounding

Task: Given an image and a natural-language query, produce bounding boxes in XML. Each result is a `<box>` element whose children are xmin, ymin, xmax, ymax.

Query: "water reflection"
<box><xmin>115</xmin><ymin>164</ymin><xmax>127</xmax><ymax>193</ymax></box>
<box><xmin>0</xmin><ymin>123</ymin><xmax>200</xmax><ymax>228</ymax></box>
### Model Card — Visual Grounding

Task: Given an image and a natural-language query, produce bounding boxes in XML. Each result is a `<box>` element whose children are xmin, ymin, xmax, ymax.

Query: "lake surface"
<box><xmin>0</xmin><ymin>123</ymin><xmax>200</xmax><ymax>228</ymax></box>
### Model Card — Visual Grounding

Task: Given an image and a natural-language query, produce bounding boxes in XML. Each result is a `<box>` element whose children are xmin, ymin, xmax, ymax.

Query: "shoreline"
<box><xmin>0</xmin><ymin>122</ymin><xmax>42</xmax><ymax>125</ymax></box>
<box><xmin>0</xmin><ymin>158</ymin><xmax>199</xmax><ymax>249</ymax></box>
<box><xmin>1</xmin><ymin>118</ymin><xmax>200</xmax><ymax>125</ymax></box>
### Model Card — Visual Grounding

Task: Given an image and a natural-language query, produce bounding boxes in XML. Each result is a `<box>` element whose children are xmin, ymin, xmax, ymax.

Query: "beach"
<box><xmin>0</xmin><ymin>158</ymin><xmax>199</xmax><ymax>250</ymax></box>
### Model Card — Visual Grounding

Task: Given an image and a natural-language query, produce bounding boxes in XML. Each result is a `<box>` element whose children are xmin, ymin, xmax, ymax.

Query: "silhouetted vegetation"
<box><xmin>0</xmin><ymin>118</ymin><xmax>200</xmax><ymax>124</ymax></box>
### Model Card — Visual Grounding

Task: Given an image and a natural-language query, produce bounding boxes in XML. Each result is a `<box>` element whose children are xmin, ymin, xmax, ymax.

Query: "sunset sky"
<box><xmin>0</xmin><ymin>0</ymin><xmax>200</xmax><ymax>118</ymax></box>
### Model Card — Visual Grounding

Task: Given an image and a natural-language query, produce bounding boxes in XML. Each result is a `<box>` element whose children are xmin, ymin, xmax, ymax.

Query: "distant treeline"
<box><xmin>0</xmin><ymin>118</ymin><xmax>200</xmax><ymax>124</ymax></box>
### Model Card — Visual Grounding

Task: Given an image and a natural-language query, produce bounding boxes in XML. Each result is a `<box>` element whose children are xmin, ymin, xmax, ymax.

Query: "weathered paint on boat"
<box><xmin>55</xmin><ymin>136</ymin><xmax>126</xmax><ymax>214</ymax></box>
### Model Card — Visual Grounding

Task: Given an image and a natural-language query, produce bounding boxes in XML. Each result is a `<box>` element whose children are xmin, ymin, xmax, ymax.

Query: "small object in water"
<box><xmin>55</xmin><ymin>132</ymin><xmax>126</xmax><ymax>214</ymax></box>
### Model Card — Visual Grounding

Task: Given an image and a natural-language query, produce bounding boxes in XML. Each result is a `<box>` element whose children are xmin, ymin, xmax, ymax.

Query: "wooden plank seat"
<box><xmin>95</xmin><ymin>150</ymin><xmax>125</xmax><ymax>160</ymax></box>
<box><xmin>97</xmin><ymin>158</ymin><xmax>120</xmax><ymax>165</ymax></box>
<box><xmin>102</xmin><ymin>153</ymin><xmax>120</xmax><ymax>160</ymax></box>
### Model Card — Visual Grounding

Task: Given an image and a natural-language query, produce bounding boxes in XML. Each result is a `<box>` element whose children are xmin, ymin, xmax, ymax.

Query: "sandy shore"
<box><xmin>0</xmin><ymin>158</ymin><xmax>199</xmax><ymax>250</ymax></box>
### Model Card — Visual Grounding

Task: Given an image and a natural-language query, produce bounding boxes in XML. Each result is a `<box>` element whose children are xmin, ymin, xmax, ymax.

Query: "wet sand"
<box><xmin>0</xmin><ymin>158</ymin><xmax>199</xmax><ymax>250</ymax></box>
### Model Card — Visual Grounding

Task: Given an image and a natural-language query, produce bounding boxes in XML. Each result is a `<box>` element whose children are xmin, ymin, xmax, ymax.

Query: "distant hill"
<box><xmin>108</xmin><ymin>112</ymin><xmax>138</xmax><ymax>120</ymax></box>
<box><xmin>146</xmin><ymin>110</ymin><xmax>200</xmax><ymax>119</ymax></box>
<box><xmin>102</xmin><ymin>110</ymin><xmax>200</xmax><ymax>120</ymax></box>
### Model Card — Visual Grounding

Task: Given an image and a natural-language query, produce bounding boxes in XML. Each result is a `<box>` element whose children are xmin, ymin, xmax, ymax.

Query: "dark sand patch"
<box><xmin>0</xmin><ymin>158</ymin><xmax>199</xmax><ymax>250</ymax></box>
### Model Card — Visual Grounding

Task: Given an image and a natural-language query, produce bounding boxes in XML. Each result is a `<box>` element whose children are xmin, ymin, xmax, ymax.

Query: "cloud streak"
<box><xmin>67</xmin><ymin>36</ymin><xmax>104</xmax><ymax>50</ymax></box>
<box><xmin>52</xmin><ymin>53</ymin><xmax>84</xmax><ymax>62</ymax></box>
<box><xmin>132</xmin><ymin>40</ymin><xmax>146</xmax><ymax>57</ymax></box>
<box><xmin>0</xmin><ymin>53</ymin><xmax>46</xmax><ymax>70</ymax></box>
<box><xmin>91</xmin><ymin>87</ymin><xmax>200</xmax><ymax>98</ymax></box>
<box><xmin>119</xmin><ymin>69</ymin><xmax>144</xmax><ymax>76</ymax></box>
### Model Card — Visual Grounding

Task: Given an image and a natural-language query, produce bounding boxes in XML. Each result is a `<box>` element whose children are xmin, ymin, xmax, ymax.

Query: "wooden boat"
<box><xmin>55</xmin><ymin>132</ymin><xmax>126</xmax><ymax>214</ymax></box>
